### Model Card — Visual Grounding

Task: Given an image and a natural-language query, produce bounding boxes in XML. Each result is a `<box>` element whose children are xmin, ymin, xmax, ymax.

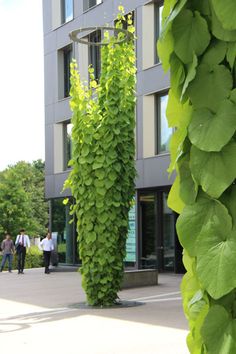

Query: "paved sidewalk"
<box><xmin>0</xmin><ymin>269</ymin><xmax>189</xmax><ymax>354</ymax></box>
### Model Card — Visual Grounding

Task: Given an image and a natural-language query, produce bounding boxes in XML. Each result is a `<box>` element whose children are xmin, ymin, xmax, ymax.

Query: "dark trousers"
<box><xmin>43</xmin><ymin>251</ymin><xmax>51</xmax><ymax>273</ymax></box>
<box><xmin>17</xmin><ymin>247</ymin><xmax>26</xmax><ymax>272</ymax></box>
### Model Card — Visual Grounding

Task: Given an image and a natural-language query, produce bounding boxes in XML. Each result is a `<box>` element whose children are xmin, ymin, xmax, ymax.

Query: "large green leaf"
<box><xmin>211</xmin><ymin>4</ymin><xmax>236</xmax><ymax>42</ymax></box>
<box><xmin>178</xmin><ymin>153</ymin><xmax>198</xmax><ymax>205</ymax></box>
<box><xmin>201</xmin><ymin>40</ymin><xmax>227</xmax><ymax>65</ymax></box>
<box><xmin>160</xmin><ymin>0</ymin><xmax>188</xmax><ymax>40</ymax></box>
<box><xmin>187</xmin><ymin>64</ymin><xmax>232</xmax><ymax>111</ymax></box>
<box><xmin>212</xmin><ymin>0</ymin><xmax>236</xmax><ymax>31</ymax></box>
<box><xmin>166</xmin><ymin>89</ymin><xmax>192</xmax><ymax>128</ymax></box>
<box><xmin>170</xmin><ymin>53</ymin><xmax>185</xmax><ymax>97</ymax></box>
<box><xmin>196</xmin><ymin>224</ymin><xmax>236</xmax><ymax>299</ymax></box>
<box><xmin>221</xmin><ymin>185</ymin><xmax>236</xmax><ymax>231</ymax></box>
<box><xmin>172</xmin><ymin>10</ymin><xmax>210</xmax><ymax>64</ymax></box>
<box><xmin>190</xmin><ymin>142</ymin><xmax>236</xmax><ymax>198</ymax></box>
<box><xmin>177</xmin><ymin>192</ymin><xmax>232</xmax><ymax>256</ymax></box>
<box><xmin>227</xmin><ymin>42</ymin><xmax>236</xmax><ymax>69</ymax></box>
<box><xmin>202</xmin><ymin>305</ymin><xmax>236</xmax><ymax>354</ymax></box>
<box><xmin>189</xmin><ymin>99</ymin><xmax>236</xmax><ymax>151</ymax></box>
<box><xmin>167</xmin><ymin>174</ymin><xmax>185</xmax><ymax>213</ymax></box>
<box><xmin>157</xmin><ymin>30</ymin><xmax>174</xmax><ymax>72</ymax></box>
<box><xmin>181</xmin><ymin>54</ymin><xmax>198</xmax><ymax>99</ymax></box>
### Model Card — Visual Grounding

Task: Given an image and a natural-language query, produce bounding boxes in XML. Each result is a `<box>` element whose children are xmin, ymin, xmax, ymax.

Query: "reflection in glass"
<box><xmin>51</xmin><ymin>198</ymin><xmax>77</xmax><ymax>264</ymax></box>
<box><xmin>155</xmin><ymin>4</ymin><xmax>164</xmax><ymax>63</ymax></box>
<box><xmin>157</xmin><ymin>94</ymin><xmax>173</xmax><ymax>153</ymax></box>
<box><xmin>64</xmin><ymin>122</ymin><xmax>73</xmax><ymax>169</ymax></box>
<box><xmin>140</xmin><ymin>194</ymin><xmax>157</xmax><ymax>269</ymax></box>
<box><xmin>64</xmin><ymin>47</ymin><xmax>72</xmax><ymax>98</ymax></box>
<box><xmin>61</xmin><ymin>0</ymin><xmax>73</xmax><ymax>23</ymax></box>
<box><xmin>163</xmin><ymin>192</ymin><xmax>175</xmax><ymax>271</ymax></box>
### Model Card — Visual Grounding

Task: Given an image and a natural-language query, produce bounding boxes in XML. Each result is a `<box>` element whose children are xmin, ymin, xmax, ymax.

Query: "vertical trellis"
<box><xmin>158</xmin><ymin>0</ymin><xmax>236</xmax><ymax>352</ymax></box>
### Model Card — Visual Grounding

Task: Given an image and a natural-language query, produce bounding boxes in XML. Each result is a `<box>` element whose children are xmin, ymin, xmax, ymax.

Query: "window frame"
<box><xmin>155</xmin><ymin>91</ymin><xmax>173</xmax><ymax>155</ymax></box>
<box><xmin>88</xmin><ymin>30</ymin><xmax>102</xmax><ymax>82</ymax></box>
<box><xmin>63</xmin><ymin>121</ymin><xmax>73</xmax><ymax>171</ymax></box>
<box><xmin>61</xmin><ymin>0</ymin><xmax>74</xmax><ymax>25</ymax></box>
<box><xmin>63</xmin><ymin>45</ymin><xmax>73</xmax><ymax>98</ymax></box>
<box><xmin>83</xmin><ymin>0</ymin><xmax>103</xmax><ymax>13</ymax></box>
<box><xmin>154</xmin><ymin>1</ymin><xmax>164</xmax><ymax>64</ymax></box>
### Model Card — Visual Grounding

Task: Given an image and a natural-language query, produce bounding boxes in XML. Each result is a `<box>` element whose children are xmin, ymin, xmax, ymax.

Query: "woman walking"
<box><xmin>0</xmin><ymin>233</ymin><xmax>14</xmax><ymax>272</ymax></box>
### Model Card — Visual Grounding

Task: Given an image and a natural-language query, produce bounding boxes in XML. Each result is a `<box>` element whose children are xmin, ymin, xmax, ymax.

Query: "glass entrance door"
<box><xmin>139</xmin><ymin>189</ymin><xmax>178</xmax><ymax>272</ymax></box>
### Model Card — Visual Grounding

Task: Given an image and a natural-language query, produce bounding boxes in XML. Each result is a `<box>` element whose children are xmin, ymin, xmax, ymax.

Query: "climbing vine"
<box><xmin>64</xmin><ymin>8</ymin><xmax>136</xmax><ymax>306</ymax></box>
<box><xmin>158</xmin><ymin>0</ymin><xmax>236</xmax><ymax>352</ymax></box>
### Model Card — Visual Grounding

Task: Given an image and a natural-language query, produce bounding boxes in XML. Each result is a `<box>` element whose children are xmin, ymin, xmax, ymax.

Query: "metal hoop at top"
<box><xmin>69</xmin><ymin>26</ymin><xmax>134</xmax><ymax>46</ymax></box>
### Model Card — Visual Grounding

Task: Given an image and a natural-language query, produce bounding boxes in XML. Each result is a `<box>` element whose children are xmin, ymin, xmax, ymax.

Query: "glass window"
<box><xmin>162</xmin><ymin>192</ymin><xmax>175</xmax><ymax>271</ymax></box>
<box><xmin>140</xmin><ymin>193</ymin><xmax>157</xmax><ymax>269</ymax></box>
<box><xmin>64</xmin><ymin>46</ymin><xmax>72</xmax><ymax>98</ymax></box>
<box><xmin>51</xmin><ymin>198</ymin><xmax>78</xmax><ymax>264</ymax></box>
<box><xmin>83</xmin><ymin>0</ymin><xmax>102</xmax><ymax>12</ymax></box>
<box><xmin>88</xmin><ymin>30</ymin><xmax>101</xmax><ymax>81</ymax></box>
<box><xmin>64</xmin><ymin>122</ymin><xmax>73</xmax><ymax>170</ymax></box>
<box><xmin>61</xmin><ymin>0</ymin><xmax>73</xmax><ymax>24</ymax></box>
<box><xmin>156</xmin><ymin>93</ymin><xmax>173</xmax><ymax>154</ymax></box>
<box><xmin>155</xmin><ymin>3</ymin><xmax>163</xmax><ymax>64</ymax></box>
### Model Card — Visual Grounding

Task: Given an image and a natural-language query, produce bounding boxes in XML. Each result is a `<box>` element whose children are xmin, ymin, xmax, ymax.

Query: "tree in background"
<box><xmin>158</xmin><ymin>0</ymin><xmax>236</xmax><ymax>353</ymax></box>
<box><xmin>0</xmin><ymin>160</ymin><xmax>48</xmax><ymax>241</ymax></box>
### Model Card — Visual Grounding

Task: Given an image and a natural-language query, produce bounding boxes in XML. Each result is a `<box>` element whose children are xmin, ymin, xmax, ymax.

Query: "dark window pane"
<box><xmin>88</xmin><ymin>30</ymin><xmax>101</xmax><ymax>81</ymax></box>
<box><xmin>64</xmin><ymin>47</ymin><xmax>72</xmax><ymax>97</ymax></box>
<box><xmin>140</xmin><ymin>194</ymin><xmax>157</xmax><ymax>269</ymax></box>
<box><xmin>155</xmin><ymin>4</ymin><xmax>163</xmax><ymax>63</ymax></box>
<box><xmin>163</xmin><ymin>192</ymin><xmax>175</xmax><ymax>271</ymax></box>
<box><xmin>61</xmin><ymin>0</ymin><xmax>73</xmax><ymax>23</ymax></box>
<box><xmin>83</xmin><ymin>0</ymin><xmax>102</xmax><ymax>12</ymax></box>
<box><xmin>64</xmin><ymin>122</ymin><xmax>73</xmax><ymax>169</ymax></box>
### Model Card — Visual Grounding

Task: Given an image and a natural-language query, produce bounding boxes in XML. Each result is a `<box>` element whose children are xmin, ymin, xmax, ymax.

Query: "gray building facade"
<box><xmin>43</xmin><ymin>0</ymin><xmax>184</xmax><ymax>272</ymax></box>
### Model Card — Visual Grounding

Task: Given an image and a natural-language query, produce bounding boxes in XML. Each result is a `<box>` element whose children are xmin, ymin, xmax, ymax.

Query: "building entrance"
<box><xmin>138</xmin><ymin>188</ymin><xmax>184</xmax><ymax>273</ymax></box>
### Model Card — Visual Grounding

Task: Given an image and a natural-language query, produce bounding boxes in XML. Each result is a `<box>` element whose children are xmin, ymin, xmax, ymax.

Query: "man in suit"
<box><xmin>15</xmin><ymin>229</ymin><xmax>30</xmax><ymax>274</ymax></box>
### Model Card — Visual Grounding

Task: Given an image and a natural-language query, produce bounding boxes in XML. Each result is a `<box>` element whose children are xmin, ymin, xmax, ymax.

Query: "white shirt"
<box><xmin>40</xmin><ymin>238</ymin><xmax>54</xmax><ymax>252</ymax></box>
<box><xmin>15</xmin><ymin>234</ymin><xmax>30</xmax><ymax>248</ymax></box>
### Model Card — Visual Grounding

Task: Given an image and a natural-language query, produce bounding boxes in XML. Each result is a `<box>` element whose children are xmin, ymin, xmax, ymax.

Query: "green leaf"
<box><xmin>160</xmin><ymin>0</ymin><xmax>188</xmax><ymax>40</ymax></box>
<box><xmin>167</xmin><ymin>174</ymin><xmax>185</xmax><ymax>213</ymax></box>
<box><xmin>190</xmin><ymin>142</ymin><xmax>236</xmax><ymax>198</ymax></box>
<box><xmin>187</xmin><ymin>64</ymin><xmax>232</xmax><ymax>111</ymax></box>
<box><xmin>227</xmin><ymin>42</ymin><xmax>236</xmax><ymax>69</ymax></box>
<box><xmin>178</xmin><ymin>153</ymin><xmax>198</xmax><ymax>205</ymax></box>
<box><xmin>181</xmin><ymin>53</ymin><xmax>198</xmax><ymax>99</ymax></box>
<box><xmin>177</xmin><ymin>192</ymin><xmax>232</xmax><ymax>256</ymax></box>
<box><xmin>202</xmin><ymin>40</ymin><xmax>227</xmax><ymax>66</ymax></box>
<box><xmin>212</xmin><ymin>0</ymin><xmax>236</xmax><ymax>31</ymax></box>
<box><xmin>170</xmin><ymin>53</ymin><xmax>185</xmax><ymax>97</ymax></box>
<box><xmin>157</xmin><ymin>30</ymin><xmax>174</xmax><ymax>72</ymax></box>
<box><xmin>211</xmin><ymin>4</ymin><xmax>236</xmax><ymax>42</ymax></box>
<box><xmin>202</xmin><ymin>305</ymin><xmax>236</xmax><ymax>354</ymax></box>
<box><xmin>196</xmin><ymin>224</ymin><xmax>236</xmax><ymax>299</ymax></box>
<box><xmin>172</xmin><ymin>10</ymin><xmax>210</xmax><ymax>64</ymax></box>
<box><xmin>188</xmin><ymin>99</ymin><xmax>236</xmax><ymax>151</ymax></box>
<box><xmin>221</xmin><ymin>185</ymin><xmax>236</xmax><ymax>231</ymax></box>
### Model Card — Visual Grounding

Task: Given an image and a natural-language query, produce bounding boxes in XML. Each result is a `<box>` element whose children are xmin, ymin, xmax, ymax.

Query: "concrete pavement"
<box><xmin>0</xmin><ymin>268</ymin><xmax>189</xmax><ymax>354</ymax></box>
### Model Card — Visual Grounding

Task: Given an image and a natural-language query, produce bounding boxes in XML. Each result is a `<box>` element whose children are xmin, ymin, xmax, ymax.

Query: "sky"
<box><xmin>0</xmin><ymin>0</ymin><xmax>44</xmax><ymax>171</ymax></box>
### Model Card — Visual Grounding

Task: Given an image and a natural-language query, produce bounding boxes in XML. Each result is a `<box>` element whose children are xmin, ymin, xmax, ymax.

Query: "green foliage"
<box><xmin>0</xmin><ymin>160</ymin><xmax>48</xmax><ymax>242</ymax></box>
<box><xmin>65</xmin><ymin>10</ymin><xmax>136</xmax><ymax>306</ymax></box>
<box><xmin>159</xmin><ymin>1</ymin><xmax>236</xmax><ymax>352</ymax></box>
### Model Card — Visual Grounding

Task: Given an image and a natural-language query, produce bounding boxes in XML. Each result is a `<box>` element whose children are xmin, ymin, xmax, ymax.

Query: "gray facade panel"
<box><xmin>42</xmin><ymin>0</ymin><xmax>52</xmax><ymax>35</ymax></box>
<box><xmin>54</xmin><ymin>171</ymin><xmax>71</xmax><ymax>197</ymax></box>
<box><xmin>45</xmin><ymin>104</ymin><xmax>54</xmax><ymax>125</ymax></box>
<box><xmin>54</xmin><ymin>98</ymin><xmax>72</xmax><ymax>123</ymax></box>
<box><xmin>137</xmin><ymin>65</ymin><xmax>170</xmax><ymax>96</ymax></box>
<box><xmin>136</xmin><ymin>96</ymin><xmax>143</xmax><ymax>160</ymax></box>
<box><xmin>136</xmin><ymin>155</ymin><xmax>175</xmax><ymax>189</ymax></box>
<box><xmin>45</xmin><ymin>175</ymin><xmax>55</xmax><ymax>199</ymax></box>
<box><xmin>44</xmin><ymin>52</ymin><xmax>57</xmax><ymax>106</ymax></box>
<box><xmin>45</xmin><ymin>124</ymin><xmax>54</xmax><ymax>175</ymax></box>
<box><xmin>44</xmin><ymin>31</ymin><xmax>57</xmax><ymax>56</ymax></box>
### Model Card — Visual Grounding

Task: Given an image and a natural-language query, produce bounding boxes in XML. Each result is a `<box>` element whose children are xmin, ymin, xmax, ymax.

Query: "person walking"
<box><xmin>40</xmin><ymin>232</ymin><xmax>54</xmax><ymax>274</ymax></box>
<box><xmin>15</xmin><ymin>229</ymin><xmax>30</xmax><ymax>274</ymax></box>
<box><xmin>0</xmin><ymin>233</ymin><xmax>15</xmax><ymax>272</ymax></box>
